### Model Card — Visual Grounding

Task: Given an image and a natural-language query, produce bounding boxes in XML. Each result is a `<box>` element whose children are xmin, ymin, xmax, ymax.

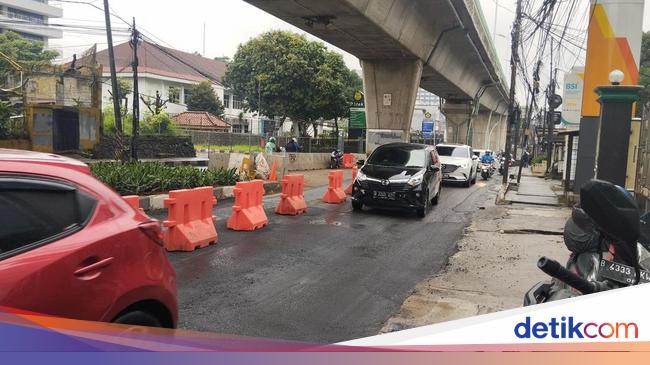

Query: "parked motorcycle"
<box><xmin>330</xmin><ymin>149</ymin><xmax>344</xmax><ymax>169</ymax></box>
<box><xmin>524</xmin><ymin>179</ymin><xmax>650</xmax><ymax>306</ymax></box>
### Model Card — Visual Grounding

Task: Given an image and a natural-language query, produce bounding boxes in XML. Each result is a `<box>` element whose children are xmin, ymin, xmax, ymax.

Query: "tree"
<box><xmin>186</xmin><ymin>81</ymin><xmax>225</xmax><ymax>117</ymax></box>
<box><xmin>224</xmin><ymin>30</ymin><xmax>360</xmax><ymax>137</ymax></box>
<box><xmin>639</xmin><ymin>31</ymin><xmax>650</xmax><ymax>114</ymax></box>
<box><xmin>0</xmin><ymin>31</ymin><xmax>58</xmax><ymax>79</ymax></box>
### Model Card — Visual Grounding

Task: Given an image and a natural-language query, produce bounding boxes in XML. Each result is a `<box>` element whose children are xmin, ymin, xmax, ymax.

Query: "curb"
<box><xmin>137</xmin><ymin>181</ymin><xmax>281</xmax><ymax>212</ymax></box>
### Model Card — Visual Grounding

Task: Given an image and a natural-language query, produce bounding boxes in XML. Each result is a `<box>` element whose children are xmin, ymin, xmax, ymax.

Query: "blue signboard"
<box><xmin>422</xmin><ymin>120</ymin><xmax>434</xmax><ymax>139</ymax></box>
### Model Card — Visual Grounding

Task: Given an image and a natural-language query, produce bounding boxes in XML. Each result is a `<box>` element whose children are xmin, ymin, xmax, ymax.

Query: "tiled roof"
<box><xmin>93</xmin><ymin>40</ymin><xmax>226</xmax><ymax>84</ymax></box>
<box><xmin>171</xmin><ymin>111</ymin><xmax>230</xmax><ymax>130</ymax></box>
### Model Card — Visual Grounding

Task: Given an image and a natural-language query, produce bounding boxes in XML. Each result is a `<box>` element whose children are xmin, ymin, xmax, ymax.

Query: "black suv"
<box><xmin>351</xmin><ymin>143</ymin><xmax>442</xmax><ymax>217</ymax></box>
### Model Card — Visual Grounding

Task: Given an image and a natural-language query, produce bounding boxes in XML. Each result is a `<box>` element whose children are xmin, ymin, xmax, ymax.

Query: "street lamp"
<box><xmin>609</xmin><ymin>69</ymin><xmax>624</xmax><ymax>85</ymax></box>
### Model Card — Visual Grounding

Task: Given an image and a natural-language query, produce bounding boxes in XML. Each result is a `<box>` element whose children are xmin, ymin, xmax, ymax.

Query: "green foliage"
<box><xmin>223</xmin><ymin>31</ymin><xmax>361</xmax><ymax>134</ymax></box>
<box><xmin>91</xmin><ymin>161</ymin><xmax>240</xmax><ymax>195</ymax></box>
<box><xmin>639</xmin><ymin>31</ymin><xmax>650</xmax><ymax>113</ymax></box>
<box><xmin>531</xmin><ymin>155</ymin><xmax>547</xmax><ymax>164</ymax></box>
<box><xmin>140</xmin><ymin>112</ymin><xmax>178</xmax><ymax>135</ymax></box>
<box><xmin>186</xmin><ymin>81</ymin><xmax>225</xmax><ymax>117</ymax></box>
<box><xmin>0</xmin><ymin>31</ymin><xmax>58</xmax><ymax>77</ymax></box>
<box><xmin>103</xmin><ymin>106</ymin><xmax>133</xmax><ymax>135</ymax></box>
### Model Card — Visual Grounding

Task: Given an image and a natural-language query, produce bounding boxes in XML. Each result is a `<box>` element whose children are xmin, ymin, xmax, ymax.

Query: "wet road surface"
<box><xmin>160</xmin><ymin>176</ymin><xmax>499</xmax><ymax>343</ymax></box>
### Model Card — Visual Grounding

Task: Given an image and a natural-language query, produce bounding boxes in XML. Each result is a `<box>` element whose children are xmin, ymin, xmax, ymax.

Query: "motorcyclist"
<box><xmin>480</xmin><ymin>150</ymin><xmax>495</xmax><ymax>164</ymax></box>
<box><xmin>265</xmin><ymin>137</ymin><xmax>277</xmax><ymax>154</ymax></box>
<box><xmin>330</xmin><ymin>148</ymin><xmax>343</xmax><ymax>168</ymax></box>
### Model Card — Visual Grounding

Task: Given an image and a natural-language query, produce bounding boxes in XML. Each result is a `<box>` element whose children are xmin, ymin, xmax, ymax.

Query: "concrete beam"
<box><xmin>361</xmin><ymin>58</ymin><xmax>423</xmax><ymax>134</ymax></box>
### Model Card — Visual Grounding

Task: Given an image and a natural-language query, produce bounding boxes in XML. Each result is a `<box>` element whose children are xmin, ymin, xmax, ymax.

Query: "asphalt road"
<box><xmin>161</xmin><ymin>174</ymin><xmax>499</xmax><ymax>343</ymax></box>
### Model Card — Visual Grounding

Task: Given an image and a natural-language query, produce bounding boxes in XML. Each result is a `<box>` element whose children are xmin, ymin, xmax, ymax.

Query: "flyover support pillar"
<box><xmin>361</xmin><ymin>59</ymin><xmax>423</xmax><ymax>152</ymax></box>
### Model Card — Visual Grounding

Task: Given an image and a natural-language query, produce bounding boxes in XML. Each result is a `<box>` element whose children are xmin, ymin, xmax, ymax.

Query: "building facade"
<box><xmin>0</xmin><ymin>0</ymin><xmax>62</xmax><ymax>45</ymax></box>
<box><xmin>93</xmin><ymin>41</ymin><xmax>255</xmax><ymax>133</ymax></box>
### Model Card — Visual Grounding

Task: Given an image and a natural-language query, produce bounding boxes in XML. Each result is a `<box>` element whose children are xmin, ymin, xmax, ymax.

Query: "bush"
<box><xmin>531</xmin><ymin>155</ymin><xmax>547</xmax><ymax>165</ymax></box>
<box><xmin>103</xmin><ymin>106</ymin><xmax>133</xmax><ymax>135</ymax></box>
<box><xmin>141</xmin><ymin>112</ymin><xmax>178</xmax><ymax>135</ymax></box>
<box><xmin>91</xmin><ymin>161</ymin><xmax>239</xmax><ymax>195</ymax></box>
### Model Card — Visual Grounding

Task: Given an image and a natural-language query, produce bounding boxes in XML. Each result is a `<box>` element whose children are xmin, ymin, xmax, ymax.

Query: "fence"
<box><xmin>183</xmin><ymin>130</ymin><xmax>366</xmax><ymax>154</ymax></box>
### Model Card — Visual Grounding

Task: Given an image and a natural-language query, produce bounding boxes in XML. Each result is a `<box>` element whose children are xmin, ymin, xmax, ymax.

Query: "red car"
<box><xmin>0</xmin><ymin>149</ymin><xmax>177</xmax><ymax>328</ymax></box>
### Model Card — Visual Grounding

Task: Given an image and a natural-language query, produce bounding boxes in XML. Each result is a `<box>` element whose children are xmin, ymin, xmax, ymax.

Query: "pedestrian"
<box><xmin>265</xmin><ymin>137</ymin><xmax>277</xmax><ymax>154</ymax></box>
<box><xmin>522</xmin><ymin>150</ymin><xmax>530</xmax><ymax>168</ymax></box>
<box><xmin>285</xmin><ymin>138</ymin><xmax>300</xmax><ymax>153</ymax></box>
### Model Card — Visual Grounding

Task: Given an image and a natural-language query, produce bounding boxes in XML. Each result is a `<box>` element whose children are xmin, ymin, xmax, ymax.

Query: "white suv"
<box><xmin>436</xmin><ymin>143</ymin><xmax>478</xmax><ymax>187</ymax></box>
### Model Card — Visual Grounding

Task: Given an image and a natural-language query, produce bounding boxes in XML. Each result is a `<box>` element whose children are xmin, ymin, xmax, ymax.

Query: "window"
<box><xmin>7</xmin><ymin>8</ymin><xmax>45</xmax><ymax>24</ymax></box>
<box><xmin>0</xmin><ymin>176</ymin><xmax>96</xmax><ymax>258</ymax></box>
<box><xmin>232</xmin><ymin>96</ymin><xmax>242</xmax><ymax>110</ymax></box>
<box><xmin>223</xmin><ymin>94</ymin><xmax>231</xmax><ymax>109</ymax></box>
<box><xmin>368</xmin><ymin>146</ymin><xmax>426</xmax><ymax>168</ymax></box>
<box><xmin>168</xmin><ymin>86</ymin><xmax>180</xmax><ymax>104</ymax></box>
<box><xmin>436</xmin><ymin>146</ymin><xmax>470</xmax><ymax>158</ymax></box>
<box><xmin>183</xmin><ymin>88</ymin><xmax>193</xmax><ymax>105</ymax></box>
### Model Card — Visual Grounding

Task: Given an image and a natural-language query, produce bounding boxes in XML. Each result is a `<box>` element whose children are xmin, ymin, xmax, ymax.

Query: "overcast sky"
<box><xmin>50</xmin><ymin>0</ymin><xmax>650</xmax><ymax>97</ymax></box>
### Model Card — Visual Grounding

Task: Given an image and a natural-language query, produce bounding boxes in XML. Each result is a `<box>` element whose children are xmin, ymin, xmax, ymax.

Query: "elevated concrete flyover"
<box><xmin>244</xmin><ymin>0</ymin><xmax>509</xmax><ymax>149</ymax></box>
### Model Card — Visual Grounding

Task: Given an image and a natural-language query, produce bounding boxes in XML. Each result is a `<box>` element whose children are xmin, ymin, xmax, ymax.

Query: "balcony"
<box><xmin>1</xmin><ymin>0</ymin><xmax>63</xmax><ymax>18</ymax></box>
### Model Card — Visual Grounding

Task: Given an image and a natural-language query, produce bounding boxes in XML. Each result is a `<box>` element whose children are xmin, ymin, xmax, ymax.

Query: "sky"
<box><xmin>49</xmin><ymin>0</ymin><xmax>650</xmax><ymax>101</ymax></box>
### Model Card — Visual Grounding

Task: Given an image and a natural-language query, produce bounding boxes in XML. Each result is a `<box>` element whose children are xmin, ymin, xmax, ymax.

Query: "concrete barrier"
<box><xmin>208</xmin><ymin>152</ymin><xmax>366</xmax><ymax>174</ymax></box>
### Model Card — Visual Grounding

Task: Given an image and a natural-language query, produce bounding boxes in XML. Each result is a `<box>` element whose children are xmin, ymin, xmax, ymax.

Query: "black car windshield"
<box><xmin>367</xmin><ymin>146</ymin><xmax>426</xmax><ymax>168</ymax></box>
<box><xmin>437</xmin><ymin>146</ymin><xmax>470</xmax><ymax>158</ymax></box>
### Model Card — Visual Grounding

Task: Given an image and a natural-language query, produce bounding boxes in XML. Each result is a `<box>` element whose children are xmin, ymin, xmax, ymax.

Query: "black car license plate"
<box><xmin>373</xmin><ymin>191</ymin><xmax>396</xmax><ymax>200</ymax></box>
<box><xmin>598</xmin><ymin>259</ymin><xmax>650</xmax><ymax>285</ymax></box>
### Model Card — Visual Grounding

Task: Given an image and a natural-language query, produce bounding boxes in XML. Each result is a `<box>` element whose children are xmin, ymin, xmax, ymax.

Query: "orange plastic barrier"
<box><xmin>322</xmin><ymin>170</ymin><xmax>347</xmax><ymax>204</ymax></box>
<box><xmin>122</xmin><ymin>195</ymin><xmax>141</xmax><ymax>210</ymax></box>
<box><xmin>275</xmin><ymin>174</ymin><xmax>307</xmax><ymax>215</ymax></box>
<box><xmin>344</xmin><ymin>165</ymin><xmax>358</xmax><ymax>195</ymax></box>
<box><xmin>269</xmin><ymin>160</ymin><xmax>278</xmax><ymax>182</ymax></box>
<box><xmin>162</xmin><ymin>187</ymin><xmax>218</xmax><ymax>252</ymax></box>
<box><xmin>343</xmin><ymin>153</ymin><xmax>355</xmax><ymax>169</ymax></box>
<box><xmin>227</xmin><ymin>180</ymin><xmax>268</xmax><ymax>231</ymax></box>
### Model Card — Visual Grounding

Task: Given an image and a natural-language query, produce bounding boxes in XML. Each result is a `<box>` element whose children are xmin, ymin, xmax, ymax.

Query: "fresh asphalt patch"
<box><xmin>162</xmin><ymin>178</ymin><xmax>496</xmax><ymax>343</ymax></box>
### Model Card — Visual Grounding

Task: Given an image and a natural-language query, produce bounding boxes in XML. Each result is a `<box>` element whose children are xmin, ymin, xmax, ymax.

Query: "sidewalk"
<box><xmin>380</xmin><ymin>175</ymin><xmax>570</xmax><ymax>333</ymax></box>
<box><xmin>507</xmin><ymin>168</ymin><xmax>559</xmax><ymax>207</ymax></box>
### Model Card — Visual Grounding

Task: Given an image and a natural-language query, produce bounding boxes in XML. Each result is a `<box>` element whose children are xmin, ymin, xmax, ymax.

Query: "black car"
<box><xmin>351</xmin><ymin>143</ymin><xmax>442</xmax><ymax>217</ymax></box>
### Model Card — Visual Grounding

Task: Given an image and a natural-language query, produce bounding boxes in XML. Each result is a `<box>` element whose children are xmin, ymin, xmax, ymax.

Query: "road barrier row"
<box><xmin>145</xmin><ymin>169</ymin><xmax>356</xmax><ymax>251</ymax></box>
<box><xmin>344</xmin><ymin>166</ymin><xmax>358</xmax><ymax>195</ymax></box>
<box><xmin>227</xmin><ymin>180</ymin><xmax>269</xmax><ymax>231</ymax></box>
<box><xmin>163</xmin><ymin>187</ymin><xmax>218</xmax><ymax>252</ymax></box>
<box><xmin>275</xmin><ymin>175</ymin><xmax>307</xmax><ymax>215</ymax></box>
<box><xmin>343</xmin><ymin>153</ymin><xmax>355</xmax><ymax>169</ymax></box>
<box><xmin>322</xmin><ymin>170</ymin><xmax>347</xmax><ymax>204</ymax></box>
<box><xmin>122</xmin><ymin>195</ymin><xmax>142</xmax><ymax>211</ymax></box>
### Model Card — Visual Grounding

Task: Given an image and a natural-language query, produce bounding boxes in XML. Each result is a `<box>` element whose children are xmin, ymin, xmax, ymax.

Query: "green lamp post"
<box><xmin>594</xmin><ymin>70</ymin><xmax>643</xmax><ymax>187</ymax></box>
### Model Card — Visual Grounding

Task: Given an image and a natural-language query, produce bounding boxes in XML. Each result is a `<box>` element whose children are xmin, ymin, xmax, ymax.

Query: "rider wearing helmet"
<box><xmin>480</xmin><ymin>150</ymin><xmax>495</xmax><ymax>164</ymax></box>
<box><xmin>265</xmin><ymin>137</ymin><xmax>277</xmax><ymax>153</ymax></box>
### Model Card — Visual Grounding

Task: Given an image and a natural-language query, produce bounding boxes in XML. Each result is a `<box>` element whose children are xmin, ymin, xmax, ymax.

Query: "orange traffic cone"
<box><xmin>269</xmin><ymin>160</ymin><xmax>278</xmax><ymax>182</ymax></box>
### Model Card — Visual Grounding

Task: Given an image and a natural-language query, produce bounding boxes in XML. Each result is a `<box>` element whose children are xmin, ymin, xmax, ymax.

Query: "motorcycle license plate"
<box><xmin>598</xmin><ymin>259</ymin><xmax>650</xmax><ymax>285</ymax></box>
<box><xmin>373</xmin><ymin>191</ymin><xmax>396</xmax><ymax>200</ymax></box>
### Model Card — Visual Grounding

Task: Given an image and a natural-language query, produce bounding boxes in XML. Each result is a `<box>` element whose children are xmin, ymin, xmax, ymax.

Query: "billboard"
<box><xmin>562</xmin><ymin>66</ymin><xmax>584</xmax><ymax>130</ymax></box>
<box><xmin>581</xmin><ymin>0</ymin><xmax>644</xmax><ymax>117</ymax></box>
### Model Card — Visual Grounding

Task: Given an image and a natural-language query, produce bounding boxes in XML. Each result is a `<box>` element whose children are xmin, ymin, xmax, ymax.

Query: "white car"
<box><xmin>436</xmin><ymin>143</ymin><xmax>478</xmax><ymax>187</ymax></box>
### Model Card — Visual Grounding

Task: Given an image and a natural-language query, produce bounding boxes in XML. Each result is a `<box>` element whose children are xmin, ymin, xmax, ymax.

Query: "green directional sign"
<box><xmin>349</xmin><ymin>107</ymin><xmax>366</xmax><ymax>129</ymax></box>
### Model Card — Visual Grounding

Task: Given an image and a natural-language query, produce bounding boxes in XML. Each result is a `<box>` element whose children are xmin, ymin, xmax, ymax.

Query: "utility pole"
<box><xmin>131</xmin><ymin>17</ymin><xmax>140</xmax><ymax>161</ymax></box>
<box><xmin>546</xmin><ymin>68</ymin><xmax>558</xmax><ymax>174</ymax></box>
<box><xmin>517</xmin><ymin>60</ymin><xmax>542</xmax><ymax>183</ymax></box>
<box><xmin>103</xmin><ymin>0</ymin><xmax>123</xmax><ymax>160</ymax></box>
<box><xmin>502</xmin><ymin>0</ymin><xmax>523</xmax><ymax>185</ymax></box>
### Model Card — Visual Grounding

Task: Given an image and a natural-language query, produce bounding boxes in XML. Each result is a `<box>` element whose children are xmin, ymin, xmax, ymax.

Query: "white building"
<box><xmin>94</xmin><ymin>40</ymin><xmax>255</xmax><ymax>133</ymax></box>
<box><xmin>0</xmin><ymin>0</ymin><xmax>62</xmax><ymax>45</ymax></box>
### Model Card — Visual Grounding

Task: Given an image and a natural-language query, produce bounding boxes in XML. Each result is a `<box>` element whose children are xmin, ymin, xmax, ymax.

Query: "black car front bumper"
<box><xmin>351</xmin><ymin>180</ymin><xmax>427</xmax><ymax>210</ymax></box>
